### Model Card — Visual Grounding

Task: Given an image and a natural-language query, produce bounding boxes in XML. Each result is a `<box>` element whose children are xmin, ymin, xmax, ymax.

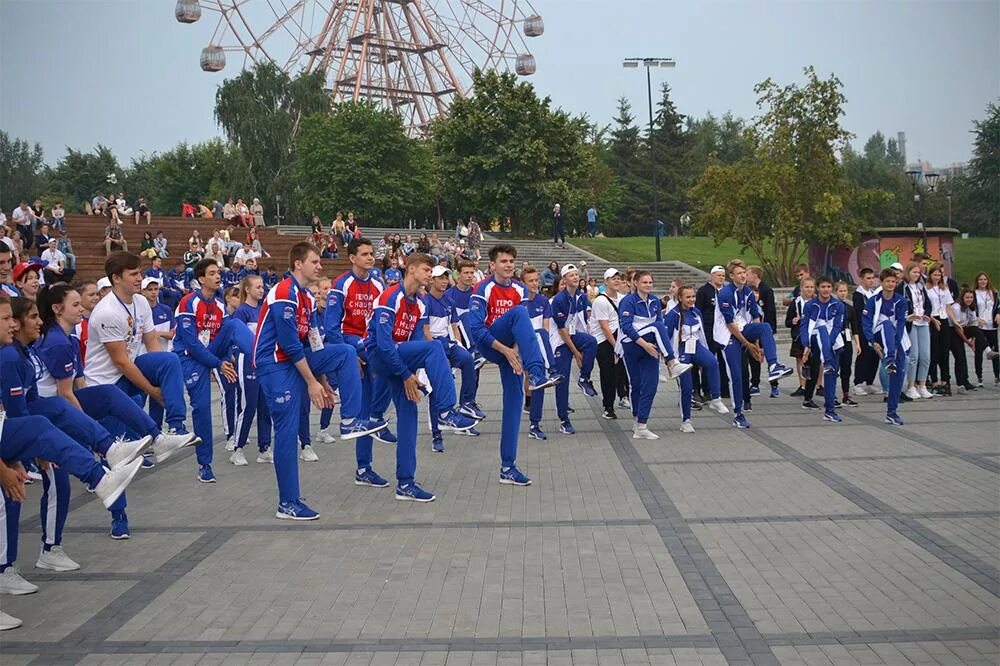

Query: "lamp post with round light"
<box><xmin>906</xmin><ymin>168</ymin><xmax>939</xmax><ymax>246</ymax></box>
<box><xmin>623</xmin><ymin>57</ymin><xmax>675</xmax><ymax>262</ymax></box>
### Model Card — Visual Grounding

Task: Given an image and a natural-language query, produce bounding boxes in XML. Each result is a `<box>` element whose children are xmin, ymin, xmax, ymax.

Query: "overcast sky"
<box><xmin>2</xmin><ymin>0</ymin><xmax>996</xmax><ymax>169</ymax></box>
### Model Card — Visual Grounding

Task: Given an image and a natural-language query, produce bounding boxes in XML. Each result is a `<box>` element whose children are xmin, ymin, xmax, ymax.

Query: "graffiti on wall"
<box><xmin>808</xmin><ymin>231</ymin><xmax>956</xmax><ymax>285</ymax></box>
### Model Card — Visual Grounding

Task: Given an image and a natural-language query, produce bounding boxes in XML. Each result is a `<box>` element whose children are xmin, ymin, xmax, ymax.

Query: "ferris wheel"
<box><xmin>175</xmin><ymin>0</ymin><xmax>544</xmax><ymax>133</ymax></box>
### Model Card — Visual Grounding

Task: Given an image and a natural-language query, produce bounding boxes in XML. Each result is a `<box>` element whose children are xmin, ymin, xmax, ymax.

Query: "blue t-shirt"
<box><xmin>383</xmin><ymin>267</ymin><xmax>402</xmax><ymax>284</ymax></box>
<box><xmin>33</xmin><ymin>325</ymin><xmax>84</xmax><ymax>398</ymax></box>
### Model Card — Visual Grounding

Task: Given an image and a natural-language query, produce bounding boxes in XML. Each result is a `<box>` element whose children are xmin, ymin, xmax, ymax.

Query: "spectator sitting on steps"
<box><xmin>134</xmin><ymin>197</ymin><xmax>151</xmax><ymax>225</ymax></box>
<box><xmin>104</xmin><ymin>217</ymin><xmax>128</xmax><ymax>256</ymax></box>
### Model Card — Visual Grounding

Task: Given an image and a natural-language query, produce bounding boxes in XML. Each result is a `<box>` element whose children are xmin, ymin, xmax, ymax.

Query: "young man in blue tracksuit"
<box><xmin>173</xmin><ymin>259</ymin><xmax>255</xmax><ymax>484</ymax></box>
<box><xmin>424</xmin><ymin>264</ymin><xmax>484</xmax><ymax>452</ymax></box>
<box><xmin>520</xmin><ymin>267</ymin><xmax>556</xmax><ymax>440</ymax></box>
<box><xmin>467</xmin><ymin>245</ymin><xmax>564</xmax><ymax>487</ymax></box>
<box><xmin>547</xmin><ymin>263</ymin><xmax>598</xmax><ymax>435</ymax></box>
<box><xmin>663</xmin><ymin>285</ymin><xmax>728</xmax><ymax>433</ymax></box>
<box><xmin>618</xmin><ymin>271</ymin><xmax>693</xmax><ymax>440</ymax></box>
<box><xmin>324</xmin><ymin>238</ymin><xmax>395</xmax><ymax>487</ymax></box>
<box><xmin>862</xmin><ymin>268</ymin><xmax>909</xmax><ymax>426</ymax></box>
<box><xmin>800</xmin><ymin>276</ymin><xmax>844</xmax><ymax>422</ymax></box>
<box><xmin>365</xmin><ymin>253</ymin><xmax>480</xmax><ymax>500</ymax></box>
<box><xmin>714</xmin><ymin>260</ymin><xmax>794</xmax><ymax>428</ymax></box>
<box><xmin>254</xmin><ymin>242</ymin><xmax>384</xmax><ymax>520</ymax></box>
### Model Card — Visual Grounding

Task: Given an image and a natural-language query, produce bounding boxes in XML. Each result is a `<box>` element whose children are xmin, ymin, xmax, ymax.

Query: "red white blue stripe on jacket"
<box><xmin>253</xmin><ymin>276</ymin><xmax>315</xmax><ymax>368</ymax></box>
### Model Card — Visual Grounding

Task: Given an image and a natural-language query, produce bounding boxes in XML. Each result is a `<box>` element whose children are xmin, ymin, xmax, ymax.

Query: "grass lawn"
<box><xmin>572</xmin><ymin>235</ymin><xmax>999</xmax><ymax>287</ymax></box>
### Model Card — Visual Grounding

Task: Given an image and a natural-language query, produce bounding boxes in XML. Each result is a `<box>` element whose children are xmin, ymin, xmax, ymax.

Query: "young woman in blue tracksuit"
<box><xmin>229</xmin><ymin>275</ymin><xmax>272</xmax><ymax>466</ymax></box>
<box><xmin>547</xmin><ymin>264</ymin><xmax>598</xmax><ymax>435</ymax></box>
<box><xmin>714</xmin><ymin>260</ymin><xmax>794</xmax><ymax>428</ymax></box>
<box><xmin>663</xmin><ymin>285</ymin><xmax>729</xmax><ymax>433</ymax></box>
<box><xmin>618</xmin><ymin>271</ymin><xmax>693</xmax><ymax>440</ymax></box>
<box><xmin>520</xmin><ymin>267</ymin><xmax>557</xmax><ymax>440</ymax></box>
<box><xmin>862</xmin><ymin>269</ymin><xmax>909</xmax><ymax>425</ymax></box>
<box><xmin>800</xmin><ymin>276</ymin><xmax>845</xmax><ymax>422</ymax></box>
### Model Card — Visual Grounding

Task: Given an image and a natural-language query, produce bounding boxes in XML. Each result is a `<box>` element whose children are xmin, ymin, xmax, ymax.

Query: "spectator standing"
<box><xmin>12</xmin><ymin>201</ymin><xmax>34</xmax><ymax>250</ymax></box>
<box><xmin>104</xmin><ymin>217</ymin><xmax>128</xmax><ymax>255</ymax></box>
<box><xmin>973</xmin><ymin>272</ymin><xmax>999</xmax><ymax>386</ymax></box>
<box><xmin>250</xmin><ymin>198</ymin><xmax>264</xmax><ymax>226</ymax></box>
<box><xmin>552</xmin><ymin>203</ymin><xmax>565</xmax><ymax>246</ymax></box>
<box><xmin>586</xmin><ymin>206</ymin><xmax>598</xmax><ymax>237</ymax></box>
<box><xmin>466</xmin><ymin>217</ymin><xmax>482</xmax><ymax>260</ymax></box>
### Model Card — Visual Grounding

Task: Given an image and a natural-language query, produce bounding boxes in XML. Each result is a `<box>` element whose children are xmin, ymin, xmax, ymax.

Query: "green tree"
<box><xmin>296</xmin><ymin>101</ymin><xmax>434</xmax><ymax>225</ymax></box>
<box><xmin>0</xmin><ymin>131</ymin><xmax>46</xmax><ymax>212</ymax></box>
<box><xmin>648</xmin><ymin>84</ymin><xmax>691</xmax><ymax>236</ymax></box>
<box><xmin>431</xmin><ymin>68</ymin><xmax>591</xmax><ymax>236</ymax></box>
<box><xmin>123</xmin><ymin>140</ymin><xmax>241</xmax><ymax>216</ymax></box>
<box><xmin>691</xmin><ymin>67</ymin><xmax>885</xmax><ymax>285</ymax></box>
<box><xmin>47</xmin><ymin>145</ymin><xmax>122</xmax><ymax>212</ymax></box>
<box><xmin>215</xmin><ymin>61</ymin><xmax>329</xmax><ymax>223</ymax></box>
<box><xmin>954</xmin><ymin>102</ymin><xmax>1000</xmax><ymax>237</ymax></box>
<box><xmin>606</xmin><ymin>97</ymin><xmax>647</xmax><ymax>235</ymax></box>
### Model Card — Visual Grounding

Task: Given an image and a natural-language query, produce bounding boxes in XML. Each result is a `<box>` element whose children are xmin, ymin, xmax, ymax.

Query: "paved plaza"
<box><xmin>1</xmin><ymin>366</ymin><xmax>998</xmax><ymax>665</ymax></box>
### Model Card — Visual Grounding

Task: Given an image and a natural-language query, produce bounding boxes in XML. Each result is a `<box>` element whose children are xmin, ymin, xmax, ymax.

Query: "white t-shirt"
<box><xmin>41</xmin><ymin>248</ymin><xmax>66</xmax><ymax>269</ymax></box>
<box><xmin>12</xmin><ymin>207</ymin><xmax>31</xmax><ymax>226</ymax></box>
<box><xmin>84</xmin><ymin>291</ymin><xmax>155</xmax><ymax>386</ymax></box>
<box><xmin>907</xmin><ymin>283</ymin><xmax>929</xmax><ymax>327</ymax></box>
<box><xmin>589</xmin><ymin>292</ymin><xmax>621</xmax><ymax>345</ymax></box>
<box><xmin>975</xmin><ymin>289</ymin><xmax>996</xmax><ymax>330</ymax></box>
<box><xmin>234</xmin><ymin>248</ymin><xmax>259</xmax><ymax>265</ymax></box>
<box><xmin>926</xmin><ymin>285</ymin><xmax>954</xmax><ymax>319</ymax></box>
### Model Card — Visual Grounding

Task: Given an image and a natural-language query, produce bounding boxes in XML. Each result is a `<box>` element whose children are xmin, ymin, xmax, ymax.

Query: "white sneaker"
<box><xmin>679</xmin><ymin>420</ymin><xmax>695</xmax><ymax>433</ymax></box>
<box><xmin>316</xmin><ymin>428</ymin><xmax>337</xmax><ymax>443</ymax></box>
<box><xmin>707</xmin><ymin>398</ymin><xmax>729</xmax><ymax>414</ymax></box>
<box><xmin>904</xmin><ymin>386</ymin><xmax>921</xmax><ymax>400</ymax></box>
<box><xmin>299</xmin><ymin>445</ymin><xmax>319</xmax><ymax>462</ymax></box>
<box><xmin>256</xmin><ymin>449</ymin><xmax>274</xmax><ymax>464</ymax></box>
<box><xmin>0</xmin><ymin>609</ymin><xmax>22</xmax><ymax>630</ymax></box>
<box><xmin>94</xmin><ymin>457</ymin><xmax>144</xmax><ymax>509</ymax></box>
<box><xmin>617</xmin><ymin>397</ymin><xmax>631</xmax><ymax>409</ymax></box>
<box><xmin>225</xmin><ymin>436</ymin><xmax>236</xmax><ymax>452</ymax></box>
<box><xmin>633</xmin><ymin>424</ymin><xmax>660</xmax><ymax>440</ymax></box>
<box><xmin>152</xmin><ymin>432</ymin><xmax>197</xmax><ymax>463</ymax></box>
<box><xmin>104</xmin><ymin>435</ymin><xmax>152</xmax><ymax>469</ymax></box>
<box><xmin>852</xmin><ymin>384</ymin><xmax>869</xmax><ymax>396</ymax></box>
<box><xmin>666</xmin><ymin>361</ymin><xmax>693</xmax><ymax>380</ymax></box>
<box><xmin>0</xmin><ymin>567</ymin><xmax>38</xmax><ymax>595</ymax></box>
<box><xmin>229</xmin><ymin>449</ymin><xmax>248</xmax><ymax>466</ymax></box>
<box><xmin>35</xmin><ymin>545</ymin><xmax>80</xmax><ymax>572</ymax></box>
<box><xmin>917</xmin><ymin>386</ymin><xmax>934</xmax><ymax>399</ymax></box>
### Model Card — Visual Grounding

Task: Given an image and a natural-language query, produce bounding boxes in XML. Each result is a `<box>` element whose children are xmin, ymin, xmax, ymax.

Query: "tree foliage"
<box><xmin>691</xmin><ymin>67</ymin><xmax>886</xmax><ymax>285</ymax></box>
<box><xmin>215</xmin><ymin>61</ymin><xmax>329</xmax><ymax>222</ymax></box>
<box><xmin>430</xmin><ymin>68</ymin><xmax>595</xmax><ymax>235</ymax></box>
<box><xmin>954</xmin><ymin>101</ymin><xmax>1000</xmax><ymax>237</ymax></box>
<box><xmin>0</xmin><ymin>131</ymin><xmax>46</xmax><ymax>212</ymax></box>
<box><xmin>46</xmin><ymin>145</ymin><xmax>122</xmax><ymax>212</ymax></box>
<box><xmin>296</xmin><ymin>101</ymin><xmax>434</xmax><ymax>224</ymax></box>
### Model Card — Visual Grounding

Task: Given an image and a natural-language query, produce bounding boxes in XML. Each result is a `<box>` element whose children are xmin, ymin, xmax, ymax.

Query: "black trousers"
<box><xmin>553</xmin><ymin>223</ymin><xmax>564</xmax><ymax>244</ymax></box>
<box><xmin>839</xmin><ymin>341</ymin><xmax>853</xmax><ymax>394</ymax></box>
<box><xmin>854</xmin><ymin>336</ymin><xmax>879</xmax><ymax>387</ymax></box>
<box><xmin>928</xmin><ymin>318</ymin><xmax>951</xmax><ymax>384</ymax></box>
<box><xmin>975</xmin><ymin>328</ymin><xmax>999</xmax><ymax>381</ymax></box>
<box><xmin>596</xmin><ymin>340</ymin><xmax>629</xmax><ymax>411</ymax></box>
<box><xmin>952</xmin><ymin>327</ymin><xmax>977</xmax><ymax>387</ymax></box>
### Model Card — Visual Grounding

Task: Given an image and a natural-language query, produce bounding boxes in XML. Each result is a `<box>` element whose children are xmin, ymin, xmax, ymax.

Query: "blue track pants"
<box><xmin>678</xmin><ymin>342</ymin><xmax>720</xmax><ymax>421</ymax></box>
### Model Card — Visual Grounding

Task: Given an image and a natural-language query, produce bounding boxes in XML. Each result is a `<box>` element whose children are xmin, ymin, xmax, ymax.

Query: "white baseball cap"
<box><xmin>141</xmin><ymin>276</ymin><xmax>161</xmax><ymax>289</ymax></box>
<box><xmin>560</xmin><ymin>263</ymin><xmax>579</xmax><ymax>277</ymax></box>
<box><xmin>890</xmin><ymin>262</ymin><xmax>904</xmax><ymax>271</ymax></box>
<box><xmin>602</xmin><ymin>267</ymin><xmax>621</xmax><ymax>280</ymax></box>
<box><xmin>431</xmin><ymin>265</ymin><xmax>450</xmax><ymax>277</ymax></box>
<box><xmin>96</xmin><ymin>277</ymin><xmax>112</xmax><ymax>291</ymax></box>
<box><xmin>710</xmin><ymin>265</ymin><xmax>726</xmax><ymax>274</ymax></box>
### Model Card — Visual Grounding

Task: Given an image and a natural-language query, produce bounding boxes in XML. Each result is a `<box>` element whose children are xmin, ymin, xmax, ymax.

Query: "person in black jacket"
<box><xmin>834</xmin><ymin>281</ymin><xmax>860</xmax><ymax>406</ymax></box>
<box><xmin>785</xmin><ymin>277</ymin><xmax>815</xmax><ymax>397</ymax></box>
<box><xmin>851</xmin><ymin>268</ymin><xmax>881</xmax><ymax>395</ymax></box>
<box><xmin>746</xmin><ymin>266</ymin><xmax>779</xmax><ymax>398</ymax></box>
<box><xmin>695</xmin><ymin>266</ymin><xmax>729</xmax><ymax>399</ymax></box>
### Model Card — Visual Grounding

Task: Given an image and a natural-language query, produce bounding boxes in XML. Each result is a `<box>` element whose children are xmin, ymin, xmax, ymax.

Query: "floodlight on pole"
<box><xmin>622</xmin><ymin>57</ymin><xmax>676</xmax><ymax>261</ymax></box>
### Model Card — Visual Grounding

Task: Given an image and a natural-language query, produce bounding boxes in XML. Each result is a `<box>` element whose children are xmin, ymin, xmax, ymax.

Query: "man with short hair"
<box><xmin>800</xmin><ymin>276</ymin><xmax>844</xmax><ymax>421</ymax></box>
<box><xmin>41</xmin><ymin>238</ymin><xmax>74</xmax><ymax>284</ymax></box>
<box><xmin>467</xmin><ymin>244</ymin><xmax>564</xmax><ymax>486</ymax></box>
<box><xmin>591</xmin><ymin>267</ymin><xmax>630</xmax><ymax>419</ymax></box>
<box><xmin>852</xmin><ymin>267</ymin><xmax>881</xmax><ymax>395</ymax></box>
<box><xmin>104</xmin><ymin>218</ymin><xmax>128</xmax><ymax>256</ymax></box>
<box><xmin>366</xmin><ymin>253</ymin><xmax>480</xmax><ymax>500</ymax></box>
<box><xmin>746</xmin><ymin>265</ymin><xmax>779</xmax><ymax>398</ymax></box>
<box><xmin>254</xmin><ymin>242</ymin><xmax>384</xmax><ymax>520</ymax></box>
<box><xmin>862</xmin><ymin>269</ymin><xmax>909</xmax><ymax>425</ymax></box>
<box><xmin>696</xmin><ymin>266</ymin><xmax>729</xmax><ymax>400</ymax></box>
<box><xmin>586</xmin><ymin>206</ymin><xmax>598</xmax><ymax>238</ymax></box>
<box><xmin>11</xmin><ymin>201</ymin><xmax>34</xmax><ymax>250</ymax></box>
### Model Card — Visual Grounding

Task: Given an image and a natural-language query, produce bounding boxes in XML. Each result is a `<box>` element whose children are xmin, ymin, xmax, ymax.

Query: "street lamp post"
<box><xmin>906</xmin><ymin>168</ymin><xmax>939</xmax><ymax>248</ymax></box>
<box><xmin>624</xmin><ymin>57</ymin><xmax>675</xmax><ymax>262</ymax></box>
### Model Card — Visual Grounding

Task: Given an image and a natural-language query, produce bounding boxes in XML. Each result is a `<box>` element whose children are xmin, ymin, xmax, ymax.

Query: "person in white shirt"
<box><xmin>51</xmin><ymin>202</ymin><xmax>66</xmax><ymax>232</ymax></box>
<box><xmin>591</xmin><ymin>267</ymin><xmax>630</xmax><ymax>419</ymax></box>
<box><xmin>925</xmin><ymin>263</ymin><xmax>957</xmax><ymax>395</ymax></box>
<box><xmin>12</xmin><ymin>201</ymin><xmax>34</xmax><ymax>250</ymax></box>
<box><xmin>233</xmin><ymin>242</ymin><xmax>259</xmax><ymax>266</ymax></box>
<box><xmin>973</xmin><ymin>271</ymin><xmax>999</xmax><ymax>386</ymax></box>
<box><xmin>204</xmin><ymin>242</ymin><xmax>227</xmax><ymax>268</ymax></box>
<box><xmin>40</xmin><ymin>238</ymin><xmax>75</xmax><ymax>283</ymax></box>
<box><xmin>85</xmin><ymin>252</ymin><xmax>193</xmax><ymax>439</ymax></box>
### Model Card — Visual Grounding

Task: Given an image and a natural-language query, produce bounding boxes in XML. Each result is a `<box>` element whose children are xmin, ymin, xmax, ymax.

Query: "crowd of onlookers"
<box><xmin>0</xmin><ymin>200</ymin><xmax>77</xmax><ymax>285</ymax></box>
<box><xmin>181</xmin><ymin>197</ymin><xmax>265</xmax><ymax>227</ymax></box>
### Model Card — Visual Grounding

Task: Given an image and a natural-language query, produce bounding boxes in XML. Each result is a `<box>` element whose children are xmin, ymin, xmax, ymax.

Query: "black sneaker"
<box><xmin>743</xmin><ymin>400</ymin><xmax>752</xmax><ymax>412</ymax></box>
<box><xmin>834</xmin><ymin>399</ymin><xmax>843</xmax><ymax>408</ymax></box>
<box><xmin>900</xmin><ymin>392</ymin><xmax>913</xmax><ymax>402</ymax></box>
<box><xmin>691</xmin><ymin>400</ymin><xmax>703</xmax><ymax>411</ymax></box>
<box><xmin>601</xmin><ymin>409</ymin><xmax>617</xmax><ymax>420</ymax></box>
<box><xmin>801</xmin><ymin>399</ymin><xmax>820</xmax><ymax>410</ymax></box>
<box><xmin>791</xmin><ymin>387</ymin><xmax>805</xmax><ymax>397</ymax></box>
<box><xmin>841</xmin><ymin>396</ymin><xmax>859</xmax><ymax>407</ymax></box>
